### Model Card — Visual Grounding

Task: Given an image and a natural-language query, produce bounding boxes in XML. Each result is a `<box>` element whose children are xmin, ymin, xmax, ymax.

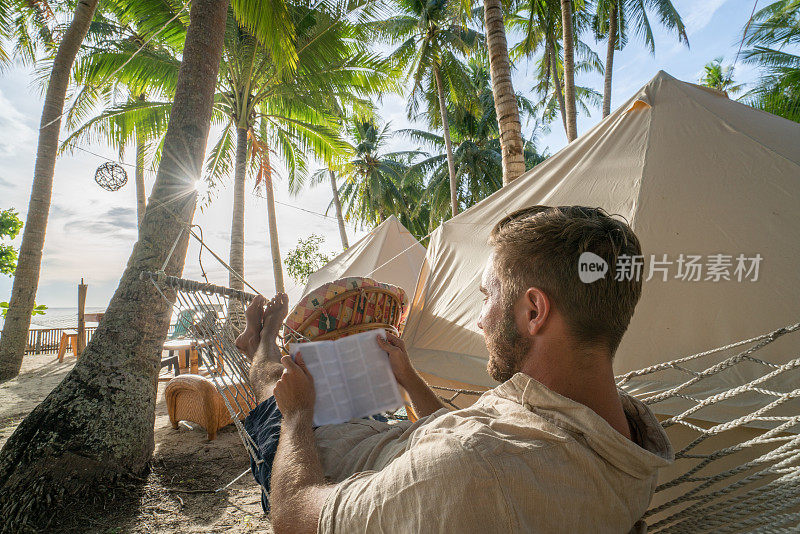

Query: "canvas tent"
<box><xmin>403</xmin><ymin>71</ymin><xmax>800</xmax><ymax>416</ymax></box>
<box><xmin>302</xmin><ymin>215</ymin><xmax>426</xmax><ymax>299</ymax></box>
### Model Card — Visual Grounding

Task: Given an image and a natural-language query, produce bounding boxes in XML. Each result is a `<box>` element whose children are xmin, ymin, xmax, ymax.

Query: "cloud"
<box><xmin>0</xmin><ymin>89</ymin><xmax>35</xmax><ymax>157</ymax></box>
<box><xmin>679</xmin><ymin>0</ymin><xmax>731</xmax><ymax>35</ymax></box>
<box><xmin>51</xmin><ymin>204</ymin><xmax>79</xmax><ymax>220</ymax></box>
<box><xmin>62</xmin><ymin>206</ymin><xmax>138</xmax><ymax>237</ymax></box>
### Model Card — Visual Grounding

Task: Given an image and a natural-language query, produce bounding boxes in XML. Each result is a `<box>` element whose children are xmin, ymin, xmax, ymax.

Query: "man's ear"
<box><xmin>523</xmin><ymin>287</ymin><xmax>550</xmax><ymax>336</ymax></box>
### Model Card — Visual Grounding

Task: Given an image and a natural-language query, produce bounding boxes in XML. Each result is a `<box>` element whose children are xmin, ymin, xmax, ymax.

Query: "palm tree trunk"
<box><xmin>602</xmin><ymin>3</ymin><xmax>617</xmax><ymax>118</ymax></box>
<box><xmin>262</xmin><ymin>146</ymin><xmax>285</xmax><ymax>293</ymax></box>
<box><xmin>560</xmin><ymin>0</ymin><xmax>578</xmax><ymax>141</ymax></box>
<box><xmin>484</xmin><ymin>0</ymin><xmax>526</xmax><ymax>184</ymax></box>
<box><xmin>329</xmin><ymin>170</ymin><xmax>349</xmax><ymax>250</ymax></box>
<box><xmin>229</xmin><ymin>127</ymin><xmax>247</xmax><ymax>292</ymax></box>
<box><xmin>433</xmin><ymin>64</ymin><xmax>458</xmax><ymax>217</ymax></box>
<box><xmin>0</xmin><ymin>0</ymin><xmax>229</xmax><ymax>528</ymax></box>
<box><xmin>135</xmin><ymin>129</ymin><xmax>147</xmax><ymax>234</ymax></box>
<box><xmin>547</xmin><ymin>35</ymin><xmax>568</xmax><ymax>136</ymax></box>
<box><xmin>0</xmin><ymin>0</ymin><xmax>100</xmax><ymax>382</ymax></box>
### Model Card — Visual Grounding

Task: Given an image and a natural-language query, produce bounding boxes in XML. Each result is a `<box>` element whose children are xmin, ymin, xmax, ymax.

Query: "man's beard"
<box><xmin>485</xmin><ymin>308</ymin><xmax>531</xmax><ymax>382</ymax></box>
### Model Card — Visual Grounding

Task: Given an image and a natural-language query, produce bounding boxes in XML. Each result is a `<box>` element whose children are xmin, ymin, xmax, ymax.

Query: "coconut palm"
<box><xmin>204</xmin><ymin>6</ymin><xmax>391</xmax><ymax>293</ymax></box>
<box><xmin>742</xmin><ymin>0</ymin><xmax>800</xmax><ymax>122</ymax></box>
<box><xmin>0</xmin><ymin>0</ymin><xmax>229</xmax><ymax>526</ymax></box>
<box><xmin>510</xmin><ymin>0</ymin><xmax>602</xmax><ymax>134</ymax></box>
<box><xmin>328</xmin><ymin>170</ymin><xmax>350</xmax><ymax>249</ymax></box>
<box><xmin>403</xmin><ymin>61</ymin><xmax>545</xmax><ymax>222</ymax></box>
<box><xmin>373</xmin><ymin>0</ymin><xmax>481</xmax><ymax>216</ymax></box>
<box><xmin>699</xmin><ymin>57</ymin><xmax>744</xmax><ymax>95</ymax></box>
<box><xmin>336</xmin><ymin>118</ymin><xmax>421</xmax><ymax>227</ymax></box>
<box><xmin>0</xmin><ymin>0</ymin><xmax>56</xmax><ymax>70</ymax></box>
<box><xmin>0</xmin><ymin>0</ymin><xmax>100</xmax><ymax>383</ymax></box>
<box><xmin>594</xmin><ymin>0</ymin><xmax>687</xmax><ymax>117</ymax></box>
<box><xmin>560</xmin><ymin>0</ymin><xmax>579</xmax><ymax>141</ymax></box>
<box><xmin>60</xmin><ymin>7</ymin><xmax>184</xmax><ymax>232</ymax></box>
<box><xmin>482</xmin><ymin>0</ymin><xmax>527</xmax><ymax>184</ymax></box>
<box><xmin>0</xmin><ymin>0</ymin><xmax>307</xmax><ymax>382</ymax></box>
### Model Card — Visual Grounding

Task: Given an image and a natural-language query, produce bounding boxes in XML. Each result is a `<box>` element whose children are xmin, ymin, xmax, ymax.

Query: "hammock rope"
<box><xmin>144</xmin><ymin>222</ymin><xmax>800</xmax><ymax>532</ymax></box>
<box><xmin>147</xmin><ymin>269</ymin><xmax>800</xmax><ymax>531</ymax></box>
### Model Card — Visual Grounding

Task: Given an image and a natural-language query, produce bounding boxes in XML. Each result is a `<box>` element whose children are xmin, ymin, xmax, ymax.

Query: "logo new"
<box><xmin>578</xmin><ymin>252</ymin><xmax>608</xmax><ymax>283</ymax></box>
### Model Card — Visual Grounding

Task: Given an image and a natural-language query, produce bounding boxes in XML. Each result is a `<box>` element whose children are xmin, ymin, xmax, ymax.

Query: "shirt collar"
<box><xmin>491</xmin><ymin>372</ymin><xmax>674</xmax><ymax>478</ymax></box>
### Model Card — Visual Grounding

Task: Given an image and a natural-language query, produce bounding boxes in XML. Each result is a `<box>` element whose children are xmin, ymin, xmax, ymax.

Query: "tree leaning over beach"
<box><xmin>0</xmin><ymin>0</ymin><xmax>229</xmax><ymax>528</ymax></box>
<box><xmin>0</xmin><ymin>0</ymin><xmax>100</xmax><ymax>382</ymax></box>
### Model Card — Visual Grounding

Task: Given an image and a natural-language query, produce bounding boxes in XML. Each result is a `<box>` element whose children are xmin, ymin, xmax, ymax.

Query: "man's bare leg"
<box><xmin>248</xmin><ymin>293</ymin><xmax>289</xmax><ymax>403</ymax></box>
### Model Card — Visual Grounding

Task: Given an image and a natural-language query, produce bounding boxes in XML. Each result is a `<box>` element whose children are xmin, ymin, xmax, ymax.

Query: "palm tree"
<box><xmin>403</xmin><ymin>60</ymin><xmax>545</xmax><ymax>221</ymax></box>
<box><xmin>0</xmin><ymin>0</ymin><xmax>100</xmax><ymax>382</ymax></box>
<box><xmin>594</xmin><ymin>0</ymin><xmax>687</xmax><ymax>117</ymax></box>
<box><xmin>483</xmin><ymin>0</ymin><xmax>527</xmax><ymax>184</ymax></box>
<box><xmin>304</xmin><ymin>166</ymin><xmax>352</xmax><ymax>251</ymax></box>
<box><xmin>742</xmin><ymin>0</ymin><xmax>800</xmax><ymax>122</ymax></box>
<box><xmin>510</xmin><ymin>0</ymin><xmax>602</xmax><ymax>134</ymax></box>
<box><xmin>0</xmin><ymin>0</ymin><xmax>229</xmax><ymax>526</ymax></box>
<box><xmin>699</xmin><ymin>57</ymin><xmax>744</xmax><ymax>94</ymax></box>
<box><xmin>329</xmin><ymin>170</ymin><xmax>350</xmax><ymax>249</ymax></box>
<box><xmin>203</xmin><ymin>6</ymin><xmax>391</xmax><ymax>293</ymax></box>
<box><xmin>0</xmin><ymin>0</ymin><xmax>56</xmax><ymax>70</ymax></box>
<box><xmin>337</xmin><ymin>118</ymin><xmax>420</xmax><ymax>227</ymax></box>
<box><xmin>60</xmin><ymin>9</ymin><xmax>184</xmax><ymax>232</ymax></box>
<box><xmin>560</xmin><ymin>0</ymin><xmax>578</xmax><ymax>141</ymax></box>
<box><xmin>373</xmin><ymin>0</ymin><xmax>481</xmax><ymax>216</ymax></box>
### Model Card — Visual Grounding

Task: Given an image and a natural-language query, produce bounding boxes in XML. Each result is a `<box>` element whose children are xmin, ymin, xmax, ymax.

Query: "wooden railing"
<box><xmin>22</xmin><ymin>324</ymin><xmax>177</xmax><ymax>355</ymax></box>
<box><xmin>24</xmin><ymin>327</ymin><xmax>98</xmax><ymax>355</ymax></box>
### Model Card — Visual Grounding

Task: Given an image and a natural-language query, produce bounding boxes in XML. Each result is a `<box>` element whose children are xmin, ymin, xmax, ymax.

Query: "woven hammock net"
<box><xmin>146</xmin><ymin>271</ymin><xmax>800</xmax><ymax>533</ymax></box>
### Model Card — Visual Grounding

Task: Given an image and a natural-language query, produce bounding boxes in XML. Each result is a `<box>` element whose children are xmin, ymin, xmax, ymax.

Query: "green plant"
<box><xmin>285</xmin><ymin>235</ymin><xmax>331</xmax><ymax>285</ymax></box>
<box><xmin>0</xmin><ymin>208</ymin><xmax>23</xmax><ymax>276</ymax></box>
<box><xmin>0</xmin><ymin>302</ymin><xmax>46</xmax><ymax>318</ymax></box>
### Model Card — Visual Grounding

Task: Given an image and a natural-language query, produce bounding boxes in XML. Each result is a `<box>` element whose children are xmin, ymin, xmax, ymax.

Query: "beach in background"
<box><xmin>6</xmin><ymin>307</ymin><xmax>107</xmax><ymax>329</ymax></box>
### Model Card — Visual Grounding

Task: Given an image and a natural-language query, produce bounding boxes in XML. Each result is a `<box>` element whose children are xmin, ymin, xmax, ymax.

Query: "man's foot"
<box><xmin>249</xmin><ymin>293</ymin><xmax>289</xmax><ymax>402</ymax></box>
<box><xmin>236</xmin><ymin>295</ymin><xmax>266</xmax><ymax>359</ymax></box>
<box><xmin>257</xmin><ymin>293</ymin><xmax>289</xmax><ymax>364</ymax></box>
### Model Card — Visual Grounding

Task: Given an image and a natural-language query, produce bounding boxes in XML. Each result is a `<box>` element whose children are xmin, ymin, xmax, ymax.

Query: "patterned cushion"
<box><xmin>284</xmin><ymin>277</ymin><xmax>407</xmax><ymax>343</ymax></box>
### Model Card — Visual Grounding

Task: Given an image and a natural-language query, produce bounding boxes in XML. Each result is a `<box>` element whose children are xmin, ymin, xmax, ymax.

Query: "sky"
<box><xmin>0</xmin><ymin>0</ymin><xmax>765</xmax><ymax>308</ymax></box>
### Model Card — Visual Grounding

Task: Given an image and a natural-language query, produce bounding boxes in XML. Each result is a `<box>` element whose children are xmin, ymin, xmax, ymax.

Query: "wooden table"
<box><xmin>57</xmin><ymin>330</ymin><xmax>79</xmax><ymax>362</ymax></box>
<box><xmin>162</xmin><ymin>339</ymin><xmax>202</xmax><ymax>377</ymax></box>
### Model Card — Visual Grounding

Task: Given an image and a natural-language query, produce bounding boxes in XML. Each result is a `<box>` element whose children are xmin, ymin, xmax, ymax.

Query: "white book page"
<box><xmin>289</xmin><ymin>329</ymin><xmax>403</xmax><ymax>426</ymax></box>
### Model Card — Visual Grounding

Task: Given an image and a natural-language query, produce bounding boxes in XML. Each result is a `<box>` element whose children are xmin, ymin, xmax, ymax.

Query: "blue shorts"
<box><xmin>243</xmin><ymin>397</ymin><xmax>283</xmax><ymax>513</ymax></box>
<box><xmin>244</xmin><ymin>398</ymin><xmax>390</xmax><ymax>514</ymax></box>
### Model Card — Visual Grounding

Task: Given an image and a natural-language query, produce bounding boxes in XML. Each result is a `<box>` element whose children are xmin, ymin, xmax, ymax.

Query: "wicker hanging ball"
<box><xmin>94</xmin><ymin>162</ymin><xmax>128</xmax><ymax>192</ymax></box>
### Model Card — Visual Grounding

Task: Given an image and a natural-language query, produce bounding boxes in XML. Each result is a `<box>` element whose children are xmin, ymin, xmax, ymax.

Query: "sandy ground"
<box><xmin>0</xmin><ymin>354</ymin><xmax>273</xmax><ymax>534</ymax></box>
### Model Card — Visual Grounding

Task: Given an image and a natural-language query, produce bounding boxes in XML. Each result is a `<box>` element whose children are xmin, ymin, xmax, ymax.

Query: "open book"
<box><xmin>288</xmin><ymin>329</ymin><xmax>404</xmax><ymax>426</ymax></box>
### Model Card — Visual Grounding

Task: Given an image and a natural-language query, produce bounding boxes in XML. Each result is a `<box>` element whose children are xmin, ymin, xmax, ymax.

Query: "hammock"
<box><xmin>144</xmin><ymin>271</ymin><xmax>800</xmax><ymax>532</ymax></box>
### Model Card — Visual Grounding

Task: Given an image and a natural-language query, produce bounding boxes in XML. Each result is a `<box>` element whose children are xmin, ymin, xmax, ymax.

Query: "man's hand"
<box><xmin>270</xmin><ymin>350</ymin><xmax>331</xmax><ymax>534</ymax></box>
<box><xmin>273</xmin><ymin>353</ymin><xmax>315</xmax><ymax>421</ymax></box>
<box><xmin>377</xmin><ymin>331</ymin><xmax>418</xmax><ymax>389</ymax></box>
<box><xmin>377</xmin><ymin>331</ymin><xmax>445</xmax><ymax>418</ymax></box>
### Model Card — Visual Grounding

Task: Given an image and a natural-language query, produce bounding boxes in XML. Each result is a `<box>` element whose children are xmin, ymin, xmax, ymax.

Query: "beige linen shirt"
<box><xmin>312</xmin><ymin>372</ymin><xmax>674</xmax><ymax>533</ymax></box>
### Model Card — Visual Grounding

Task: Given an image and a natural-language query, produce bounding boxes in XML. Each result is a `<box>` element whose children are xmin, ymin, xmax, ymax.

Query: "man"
<box><xmin>236</xmin><ymin>205</ymin><xmax>673</xmax><ymax>533</ymax></box>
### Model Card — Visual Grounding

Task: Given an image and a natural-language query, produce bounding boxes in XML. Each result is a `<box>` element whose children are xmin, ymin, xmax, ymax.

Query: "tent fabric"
<box><xmin>302</xmin><ymin>215</ymin><xmax>426</xmax><ymax>300</ymax></box>
<box><xmin>402</xmin><ymin>71</ymin><xmax>800</xmax><ymax>407</ymax></box>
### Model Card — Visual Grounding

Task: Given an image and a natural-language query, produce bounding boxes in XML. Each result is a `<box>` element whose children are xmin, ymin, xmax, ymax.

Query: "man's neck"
<box><xmin>520</xmin><ymin>347</ymin><xmax>632</xmax><ymax>441</ymax></box>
